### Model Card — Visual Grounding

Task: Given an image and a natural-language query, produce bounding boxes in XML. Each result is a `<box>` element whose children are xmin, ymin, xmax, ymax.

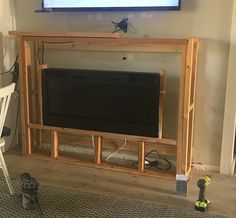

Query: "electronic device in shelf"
<box><xmin>42</xmin><ymin>68</ymin><xmax>160</xmax><ymax>137</ymax></box>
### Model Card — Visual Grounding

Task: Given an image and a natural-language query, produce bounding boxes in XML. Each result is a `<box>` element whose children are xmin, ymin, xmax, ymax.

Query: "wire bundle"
<box><xmin>144</xmin><ymin>150</ymin><xmax>172</xmax><ymax>171</ymax></box>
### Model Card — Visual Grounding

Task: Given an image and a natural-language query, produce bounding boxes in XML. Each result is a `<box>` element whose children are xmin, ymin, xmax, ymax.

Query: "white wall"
<box><xmin>0</xmin><ymin>0</ymin><xmax>18</xmax><ymax>151</ymax></box>
<box><xmin>14</xmin><ymin>0</ymin><xmax>234</xmax><ymax>168</ymax></box>
<box><xmin>221</xmin><ymin>0</ymin><xmax>236</xmax><ymax>175</ymax></box>
<box><xmin>0</xmin><ymin>0</ymin><xmax>16</xmax><ymax>78</ymax></box>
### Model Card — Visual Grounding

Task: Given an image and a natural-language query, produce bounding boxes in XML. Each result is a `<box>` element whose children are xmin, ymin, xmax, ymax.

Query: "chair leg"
<box><xmin>0</xmin><ymin>151</ymin><xmax>14</xmax><ymax>195</ymax></box>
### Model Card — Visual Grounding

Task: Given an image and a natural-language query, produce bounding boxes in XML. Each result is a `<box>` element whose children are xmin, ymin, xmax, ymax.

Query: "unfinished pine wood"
<box><xmin>37</xmin><ymin>40</ymin><xmax>186</xmax><ymax>53</ymax></box>
<box><xmin>177</xmin><ymin>38</ymin><xmax>199</xmax><ymax>174</ymax></box>
<box><xmin>176</xmin><ymin>46</ymin><xmax>187</xmax><ymax>175</ymax></box>
<box><xmin>159</xmin><ymin>70</ymin><xmax>167</xmax><ymax>139</ymax></box>
<box><xmin>51</xmin><ymin>131</ymin><xmax>58</xmax><ymax>159</ymax></box>
<box><xmin>38</xmin><ymin>131</ymin><xmax>177</xmax><ymax>156</ymax></box>
<box><xmin>9</xmin><ymin>31</ymin><xmax>187</xmax><ymax>53</ymax></box>
<box><xmin>185</xmin><ymin>38</ymin><xmax>199</xmax><ymax>174</ymax></box>
<box><xmin>187</xmin><ymin>39</ymin><xmax>199</xmax><ymax>173</ymax></box>
<box><xmin>9</xmin><ymin>31</ymin><xmax>120</xmax><ymax>38</ymax></box>
<box><xmin>32</xmin><ymin>42</ymin><xmax>42</xmax><ymax>147</ymax></box>
<box><xmin>10</xmin><ymin>31</ymin><xmax>199</xmax><ymax>182</ymax></box>
<box><xmin>182</xmin><ymin>39</ymin><xmax>193</xmax><ymax>174</ymax></box>
<box><xmin>28</xmin><ymin>123</ymin><xmax>177</xmax><ymax>145</ymax></box>
<box><xmin>187</xmin><ymin>110</ymin><xmax>194</xmax><ymax>171</ymax></box>
<box><xmin>138</xmin><ymin>142</ymin><xmax>145</xmax><ymax>172</ymax></box>
<box><xmin>19</xmin><ymin>40</ymin><xmax>32</xmax><ymax>155</ymax></box>
<box><xmin>17</xmin><ymin>37</ymin><xmax>26</xmax><ymax>155</ymax></box>
<box><xmin>27</xmin><ymin>153</ymin><xmax>176</xmax><ymax>179</ymax></box>
<box><xmin>95</xmin><ymin>136</ymin><xmax>102</xmax><ymax>165</ymax></box>
<box><xmin>33</xmin><ymin>42</ymin><xmax>43</xmax><ymax>124</ymax></box>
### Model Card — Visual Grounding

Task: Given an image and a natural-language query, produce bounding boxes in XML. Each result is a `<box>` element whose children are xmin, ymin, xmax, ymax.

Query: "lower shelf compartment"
<box><xmin>28</xmin><ymin>147</ymin><xmax>176</xmax><ymax>180</ymax></box>
<box><xmin>29</xmin><ymin>130</ymin><xmax>177</xmax><ymax>179</ymax></box>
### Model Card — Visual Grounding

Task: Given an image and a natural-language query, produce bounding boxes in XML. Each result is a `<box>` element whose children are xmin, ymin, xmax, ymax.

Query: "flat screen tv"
<box><xmin>42</xmin><ymin>68</ymin><xmax>160</xmax><ymax>137</ymax></box>
<box><xmin>41</xmin><ymin>0</ymin><xmax>181</xmax><ymax>11</ymax></box>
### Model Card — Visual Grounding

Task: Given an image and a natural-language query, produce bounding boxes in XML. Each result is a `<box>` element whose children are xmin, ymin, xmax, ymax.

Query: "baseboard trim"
<box><xmin>191</xmin><ymin>163</ymin><xmax>220</xmax><ymax>172</ymax></box>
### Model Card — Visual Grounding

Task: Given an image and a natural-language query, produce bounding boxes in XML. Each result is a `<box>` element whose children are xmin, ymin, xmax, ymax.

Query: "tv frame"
<box><xmin>41</xmin><ymin>0</ymin><xmax>181</xmax><ymax>12</ymax></box>
<box><xmin>42</xmin><ymin>68</ymin><xmax>161</xmax><ymax>138</ymax></box>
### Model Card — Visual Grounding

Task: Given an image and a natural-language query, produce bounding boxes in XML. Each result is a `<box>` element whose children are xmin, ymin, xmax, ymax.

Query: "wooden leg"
<box><xmin>51</xmin><ymin>131</ymin><xmax>58</xmax><ymax>159</ymax></box>
<box><xmin>138</xmin><ymin>141</ymin><xmax>145</xmax><ymax>172</ymax></box>
<box><xmin>0</xmin><ymin>150</ymin><xmax>14</xmax><ymax>195</ymax></box>
<box><xmin>95</xmin><ymin>136</ymin><xmax>102</xmax><ymax>165</ymax></box>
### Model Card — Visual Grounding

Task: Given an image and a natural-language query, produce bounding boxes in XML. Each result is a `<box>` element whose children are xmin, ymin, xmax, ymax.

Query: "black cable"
<box><xmin>131</xmin><ymin>150</ymin><xmax>172</xmax><ymax>171</ymax></box>
<box><xmin>3</xmin><ymin>98</ymin><xmax>20</xmax><ymax>155</ymax></box>
<box><xmin>0</xmin><ymin>55</ymin><xmax>18</xmax><ymax>76</ymax></box>
<box><xmin>144</xmin><ymin>150</ymin><xmax>172</xmax><ymax>171</ymax></box>
<box><xmin>40</xmin><ymin>41</ymin><xmax>73</xmax><ymax>65</ymax></box>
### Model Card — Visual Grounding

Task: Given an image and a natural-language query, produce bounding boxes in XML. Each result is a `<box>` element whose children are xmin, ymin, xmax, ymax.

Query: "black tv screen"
<box><xmin>42</xmin><ymin>0</ymin><xmax>181</xmax><ymax>11</ymax></box>
<box><xmin>42</xmin><ymin>68</ymin><xmax>160</xmax><ymax>137</ymax></box>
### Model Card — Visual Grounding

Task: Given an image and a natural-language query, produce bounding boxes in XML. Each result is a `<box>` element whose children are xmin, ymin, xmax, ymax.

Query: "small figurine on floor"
<box><xmin>195</xmin><ymin>175</ymin><xmax>211</xmax><ymax>212</ymax></box>
<box><xmin>20</xmin><ymin>173</ymin><xmax>43</xmax><ymax>215</ymax></box>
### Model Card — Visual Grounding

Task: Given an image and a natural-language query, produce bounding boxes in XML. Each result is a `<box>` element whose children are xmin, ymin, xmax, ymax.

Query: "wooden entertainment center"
<box><xmin>9</xmin><ymin>31</ymin><xmax>199</xmax><ymax>196</ymax></box>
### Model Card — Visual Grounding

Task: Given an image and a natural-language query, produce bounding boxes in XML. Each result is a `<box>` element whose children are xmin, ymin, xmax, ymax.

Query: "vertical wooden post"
<box><xmin>18</xmin><ymin>37</ymin><xmax>26</xmax><ymax>155</ymax></box>
<box><xmin>159</xmin><ymin>70</ymin><xmax>167</xmax><ymax>139</ymax></box>
<box><xmin>18</xmin><ymin>38</ymin><xmax>32</xmax><ymax>155</ymax></box>
<box><xmin>27</xmin><ymin>65</ymin><xmax>33</xmax><ymax>122</ymax></box>
<box><xmin>95</xmin><ymin>136</ymin><xmax>102</xmax><ymax>164</ymax></box>
<box><xmin>138</xmin><ymin>141</ymin><xmax>145</xmax><ymax>172</ymax></box>
<box><xmin>176</xmin><ymin>44</ymin><xmax>192</xmax><ymax>196</ymax></box>
<box><xmin>187</xmin><ymin>39</ymin><xmax>199</xmax><ymax>172</ymax></box>
<box><xmin>176</xmin><ymin>46</ymin><xmax>190</xmax><ymax>196</ymax></box>
<box><xmin>176</xmin><ymin>38</ymin><xmax>199</xmax><ymax>175</ymax></box>
<box><xmin>176</xmin><ymin>46</ymin><xmax>187</xmax><ymax>175</ymax></box>
<box><xmin>51</xmin><ymin>131</ymin><xmax>58</xmax><ymax>159</ymax></box>
<box><xmin>33</xmin><ymin>42</ymin><xmax>43</xmax><ymax>147</ymax></box>
<box><xmin>181</xmin><ymin>39</ymin><xmax>193</xmax><ymax>174</ymax></box>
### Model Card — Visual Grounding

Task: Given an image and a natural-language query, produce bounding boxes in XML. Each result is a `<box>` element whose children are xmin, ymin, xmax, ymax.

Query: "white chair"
<box><xmin>0</xmin><ymin>83</ymin><xmax>15</xmax><ymax>195</ymax></box>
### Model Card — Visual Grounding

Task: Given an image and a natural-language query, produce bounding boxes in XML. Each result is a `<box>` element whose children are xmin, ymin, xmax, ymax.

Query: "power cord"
<box><xmin>131</xmin><ymin>150</ymin><xmax>172</xmax><ymax>171</ymax></box>
<box><xmin>91</xmin><ymin>135</ymin><xmax>95</xmax><ymax>149</ymax></box>
<box><xmin>0</xmin><ymin>55</ymin><xmax>18</xmax><ymax>76</ymax></box>
<box><xmin>3</xmin><ymin>99</ymin><xmax>20</xmax><ymax>155</ymax></box>
<box><xmin>38</xmin><ymin>41</ymin><xmax>74</xmax><ymax>65</ymax></box>
<box><xmin>144</xmin><ymin>150</ymin><xmax>172</xmax><ymax>171</ymax></box>
<box><xmin>106</xmin><ymin>139</ymin><xmax>127</xmax><ymax>160</ymax></box>
<box><xmin>0</xmin><ymin>54</ymin><xmax>20</xmax><ymax>154</ymax></box>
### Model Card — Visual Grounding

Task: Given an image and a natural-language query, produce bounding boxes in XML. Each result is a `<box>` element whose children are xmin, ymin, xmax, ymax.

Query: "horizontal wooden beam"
<box><xmin>9</xmin><ymin>31</ymin><xmax>120</xmax><ymax>39</ymax></box>
<box><xmin>28</xmin><ymin>123</ymin><xmax>177</xmax><ymax>146</ymax></box>
<box><xmin>37</xmin><ymin>131</ymin><xmax>177</xmax><ymax>156</ymax></box>
<box><xmin>40</xmin><ymin>40</ymin><xmax>185</xmax><ymax>53</ymax></box>
<box><xmin>9</xmin><ymin>31</ymin><xmax>189</xmax><ymax>53</ymax></box>
<box><xmin>27</xmin><ymin>153</ymin><xmax>176</xmax><ymax>179</ymax></box>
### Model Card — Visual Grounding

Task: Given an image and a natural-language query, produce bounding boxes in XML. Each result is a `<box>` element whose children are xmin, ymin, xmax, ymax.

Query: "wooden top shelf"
<box><xmin>9</xmin><ymin>31</ymin><xmax>121</xmax><ymax>39</ymax></box>
<box><xmin>9</xmin><ymin>31</ymin><xmax>197</xmax><ymax>53</ymax></box>
<box><xmin>9</xmin><ymin>31</ymin><xmax>194</xmax><ymax>44</ymax></box>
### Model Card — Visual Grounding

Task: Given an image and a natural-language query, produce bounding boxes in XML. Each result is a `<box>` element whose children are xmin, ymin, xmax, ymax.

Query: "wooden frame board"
<box><xmin>9</xmin><ymin>31</ymin><xmax>199</xmax><ymax>191</ymax></box>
